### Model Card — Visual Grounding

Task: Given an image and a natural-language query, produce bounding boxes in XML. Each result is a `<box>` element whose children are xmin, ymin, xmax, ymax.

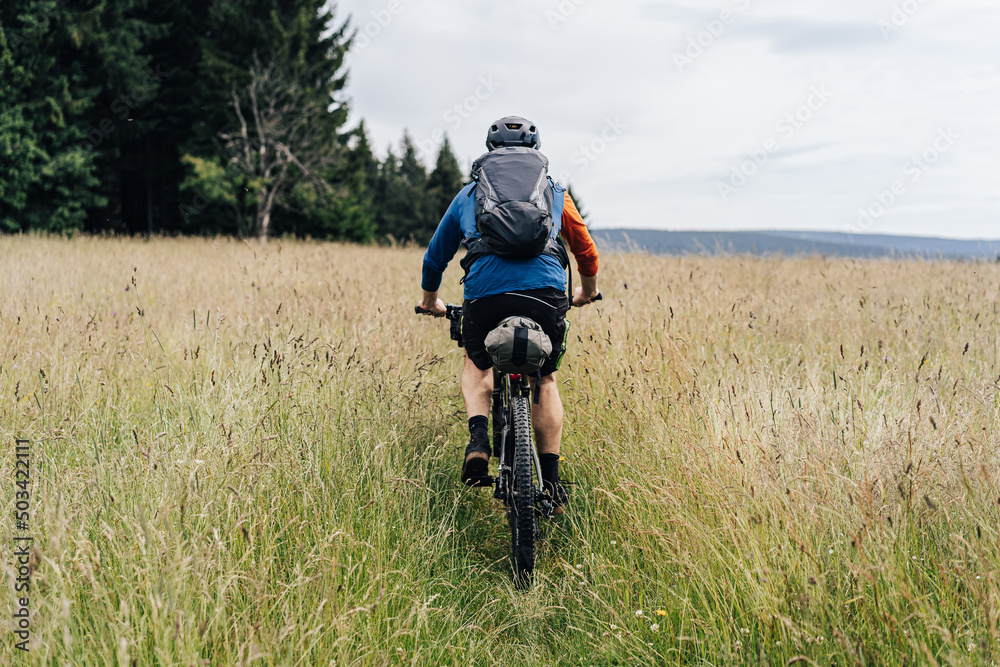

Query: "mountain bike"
<box><xmin>415</xmin><ymin>303</ymin><xmax>551</xmax><ymax>587</ymax></box>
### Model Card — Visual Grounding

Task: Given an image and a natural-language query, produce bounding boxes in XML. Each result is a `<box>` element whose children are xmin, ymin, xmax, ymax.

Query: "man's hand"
<box><xmin>572</xmin><ymin>287</ymin><xmax>601</xmax><ymax>307</ymax></box>
<box><xmin>572</xmin><ymin>275</ymin><xmax>600</xmax><ymax>307</ymax></box>
<box><xmin>417</xmin><ymin>291</ymin><xmax>447</xmax><ymax>317</ymax></box>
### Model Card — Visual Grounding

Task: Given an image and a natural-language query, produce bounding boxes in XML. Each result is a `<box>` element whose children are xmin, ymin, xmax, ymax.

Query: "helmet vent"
<box><xmin>486</xmin><ymin>116</ymin><xmax>540</xmax><ymax>151</ymax></box>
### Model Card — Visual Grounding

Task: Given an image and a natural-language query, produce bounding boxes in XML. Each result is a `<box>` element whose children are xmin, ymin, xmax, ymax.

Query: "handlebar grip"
<box><xmin>573</xmin><ymin>292</ymin><xmax>603</xmax><ymax>307</ymax></box>
<box><xmin>415</xmin><ymin>305</ymin><xmax>430</xmax><ymax>315</ymax></box>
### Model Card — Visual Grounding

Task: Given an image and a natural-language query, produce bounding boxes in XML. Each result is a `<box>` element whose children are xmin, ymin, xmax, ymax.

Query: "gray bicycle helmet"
<box><xmin>486</xmin><ymin>116</ymin><xmax>541</xmax><ymax>151</ymax></box>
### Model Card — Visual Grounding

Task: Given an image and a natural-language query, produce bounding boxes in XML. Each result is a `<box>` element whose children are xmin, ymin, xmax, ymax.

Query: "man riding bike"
<box><xmin>416</xmin><ymin>115</ymin><xmax>600</xmax><ymax>515</ymax></box>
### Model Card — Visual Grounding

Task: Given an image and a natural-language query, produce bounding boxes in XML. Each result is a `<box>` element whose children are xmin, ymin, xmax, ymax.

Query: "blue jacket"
<box><xmin>421</xmin><ymin>181</ymin><xmax>569</xmax><ymax>300</ymax></box>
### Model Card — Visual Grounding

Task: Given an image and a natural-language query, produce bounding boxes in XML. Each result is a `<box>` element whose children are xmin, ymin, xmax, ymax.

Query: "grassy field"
<box><xmin>1</xmin><ymin>235</ymin><xmax>999</xmax><ymax>665</ymax></box>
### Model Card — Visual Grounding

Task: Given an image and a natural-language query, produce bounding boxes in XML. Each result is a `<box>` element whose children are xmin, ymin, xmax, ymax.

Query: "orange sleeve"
<box><xmin>559</xmin><ymin>192</ymin><xmax>599</xmax><ymax>277</ymax></box>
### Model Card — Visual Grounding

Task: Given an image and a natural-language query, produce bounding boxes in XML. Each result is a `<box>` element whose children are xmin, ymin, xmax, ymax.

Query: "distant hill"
<box><xmin>589</xmin><ymin>229</ymin><xmax>1000</xmax><ymax>260</ymax></box>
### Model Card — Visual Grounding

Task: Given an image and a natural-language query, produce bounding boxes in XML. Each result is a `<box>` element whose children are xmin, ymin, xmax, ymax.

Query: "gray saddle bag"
<box><xmin>484</xmin><ymin>316</ymin><xmax>552</xmax><ymax>374</ymax></box>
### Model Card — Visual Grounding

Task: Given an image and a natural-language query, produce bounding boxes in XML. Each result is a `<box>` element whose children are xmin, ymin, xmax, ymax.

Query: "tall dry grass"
<box><xmin>1</xmin><ymin>235</ymin><xmax>998</xmax><ymax>665</ymax></box>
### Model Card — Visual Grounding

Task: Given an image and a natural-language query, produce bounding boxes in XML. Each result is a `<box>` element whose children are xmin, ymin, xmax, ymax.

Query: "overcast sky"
<box><xmin>335</xmin><ymin>0</ymin><xmax>999</xmax><ymax>239</ymax></box>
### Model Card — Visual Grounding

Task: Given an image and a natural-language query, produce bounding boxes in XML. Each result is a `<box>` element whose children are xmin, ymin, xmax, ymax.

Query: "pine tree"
<box><xmin>282</xmin><ymin>120</ymin><xmax>376</xmax><ymax>242</ymax></box>
<box><xmin>116</xmin><ymin>0</ymin><xmax>210</xmax><ymax>234</ymax></box>
<box><xmin>350</xmin><ymin>122</ymin><xmax>381</xmax><ymax>192</ymax></box>
<box><xmin>0</xmin><ymin>1</ymin><xmax>119</xmax><ymax>232</ymax></box>
<box><xmin>193</xmin><ymin>0</ymin><xmax>348</xmax><ymax>155</ymax></box>
<box><xmin>2</xmin><ymin>0</ymin><xmax>371</xmax><ymax>241</ymax></box>
<box><xmin>396</xmin><ymin>132</ymin><xmax>433</xmax><ymax>244</ymax></box>
<box><xmin>373</xmin><ymin>147</ymin><xmax>407</xmax><ymax>242</ymax></box>
<box><xmin>180</xmin><ymin>0</ymin><xmax>354</xmax><ymax>239</ymax></box>
<box><xmin>372</xmin><ymin>133</ymin><xmax>435</xmax><ymax>244</ymax></box>
<box><xmin>332</xmin><ymin>122</ymin><xmax>378</xmax><ymax>241</ymax></box>
<box><xmin>426</xmin><ymin>136</ymin><xmax>464</xmax><ymax>226</ymax></box>
<box><xmin>78</xmin><ymin>1</ymin><xmax>170</xmax><ymax>234</ymax></box>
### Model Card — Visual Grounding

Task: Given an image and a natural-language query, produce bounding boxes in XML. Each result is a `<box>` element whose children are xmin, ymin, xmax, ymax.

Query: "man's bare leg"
<box><xmin>529</xmin><ymin>372</ymin><xmax>563</xmax><ymax>455</ymax></box>
<box><xmin>462</xmin><ymin>355</ymin><xmax>492</xmax><ymax>418</ymax></box>
<box><xmin>529</xmin><ymin>372</ymin><xmax>567</xmax><ymax>512</ymax></box>
<box><xmin>461</xmin><ymin>355</ymin><xmax>493</xmax><ymax>482</ymax></box>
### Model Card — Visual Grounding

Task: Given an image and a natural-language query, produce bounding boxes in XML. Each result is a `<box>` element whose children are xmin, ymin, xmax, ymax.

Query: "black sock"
<box><xmin>468</xmin><ymin>415</ymin><xmax>489</xmax><ymax>447</ymax></box>
<box><xmin>540</xmin><ymin>453</ymin><xmax>560</xmax><ymax>485</ymax></box>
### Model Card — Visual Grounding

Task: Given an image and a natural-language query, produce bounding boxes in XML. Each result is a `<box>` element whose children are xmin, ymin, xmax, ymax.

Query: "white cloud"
<box><xmin>337</xmin><ymin>0</ymin><xmax>1000</xmax><ymax>239</ymax></box>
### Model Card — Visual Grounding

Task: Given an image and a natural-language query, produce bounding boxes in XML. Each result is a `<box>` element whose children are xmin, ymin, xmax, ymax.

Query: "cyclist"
<box><xmin>416</xmin><ymin>116</ymin><xmax>600</xmax><ymax>514</ymax></box>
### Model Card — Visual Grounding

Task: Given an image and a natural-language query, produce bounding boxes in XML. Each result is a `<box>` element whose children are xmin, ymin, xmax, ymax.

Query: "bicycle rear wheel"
<box><xmin>509</xmin><ymin>393</ymin><xmax>538</xmax><ymax>588</ymax></box>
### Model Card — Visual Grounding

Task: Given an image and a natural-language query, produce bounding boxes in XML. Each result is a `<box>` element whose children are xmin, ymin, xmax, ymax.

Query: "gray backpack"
<box><xmin>484</xmin><ymin>316</ymin><xmax>553</xmax><ymax>374</ymax></box>
<box><xmin>458</xmin><ymin>146</ymin><xmax>571</xmax><ymax>283</ymax></box>
<box><xmin>466</xmin><ymin>147</ymin><xmax>554</xmax><ymax>259</ymax></box>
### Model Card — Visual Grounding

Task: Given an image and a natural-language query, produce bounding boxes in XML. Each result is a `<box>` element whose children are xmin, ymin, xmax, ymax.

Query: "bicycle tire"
<box><xmin>509</xmin><ymin>393</ymin><xmax>538</xmax><ymax>587</ymax></box>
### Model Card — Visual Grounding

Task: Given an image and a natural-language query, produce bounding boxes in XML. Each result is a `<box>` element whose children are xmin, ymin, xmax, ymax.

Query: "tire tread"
<box><xmin>510</xmin><ymin>394</ymin><xmax>537</xmax><ymax>586</ymax></box>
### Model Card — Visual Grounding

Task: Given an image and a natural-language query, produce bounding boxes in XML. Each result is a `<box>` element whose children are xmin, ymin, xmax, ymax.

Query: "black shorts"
<box><xmin>463</xmin><ymin>288</ymin><xmax>570</xmax><ymax>376</ymax></box>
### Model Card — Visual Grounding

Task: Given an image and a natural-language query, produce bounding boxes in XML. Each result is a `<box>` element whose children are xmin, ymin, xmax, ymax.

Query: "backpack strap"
<box><xmin>512</xmin><ymin>327</ymin><xmax>529</xmax><ymax>367</ymax></box>
<box><xmin>557</xmin><ymin>236</ymin><xmax>572</xmax><ymax>303</ymax></box>
<box><xmin>458</xmin><ymin>238</ymin><xmax>489</xmax><ymax>282</ymax></box>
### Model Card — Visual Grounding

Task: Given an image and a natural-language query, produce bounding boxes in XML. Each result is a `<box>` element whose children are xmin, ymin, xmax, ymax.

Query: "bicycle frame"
<box><xmin>417</xmin><ymin>303</ymin><xmax>551</xmax><ymax>516</ymax></box>
<box><xmin>417</xmin><ymin>301</ymin><xmax>561</xmax><ymax>586</ymax></box>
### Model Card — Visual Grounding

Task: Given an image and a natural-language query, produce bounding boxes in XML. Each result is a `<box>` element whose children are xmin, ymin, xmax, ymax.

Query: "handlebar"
<box><xmin>415</xmin><ymin>292</ymin><xmax>601</xmax><ymax>317</ymax></box>
<box><xmin>416</xmin><ymin>303</ymin><xmax>464</xmax><ymax>346</ymax></box>
<box><xmin>414</xmin><ymin>304</ymin><xmax>462</xmax><ymax>319</ymax></box>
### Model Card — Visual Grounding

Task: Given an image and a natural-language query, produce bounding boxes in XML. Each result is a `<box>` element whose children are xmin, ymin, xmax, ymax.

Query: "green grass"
<box><xmin>1</xmin><ymin>235</ymin><xmax>998</xmax><ymax>665</ymax></box>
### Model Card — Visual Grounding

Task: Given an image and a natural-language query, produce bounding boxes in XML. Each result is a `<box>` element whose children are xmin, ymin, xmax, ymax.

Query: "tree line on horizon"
<box><xmin>0</xmin><ymin>0</ymin><xmax>474</xmax><ymax>243</ymax></box>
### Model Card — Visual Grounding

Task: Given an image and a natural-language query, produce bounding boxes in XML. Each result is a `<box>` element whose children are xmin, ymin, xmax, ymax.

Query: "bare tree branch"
<box><xmin>219</xmin><ymin>57</ymin><xmax>340</xmax><ymax>241</ymax></box>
